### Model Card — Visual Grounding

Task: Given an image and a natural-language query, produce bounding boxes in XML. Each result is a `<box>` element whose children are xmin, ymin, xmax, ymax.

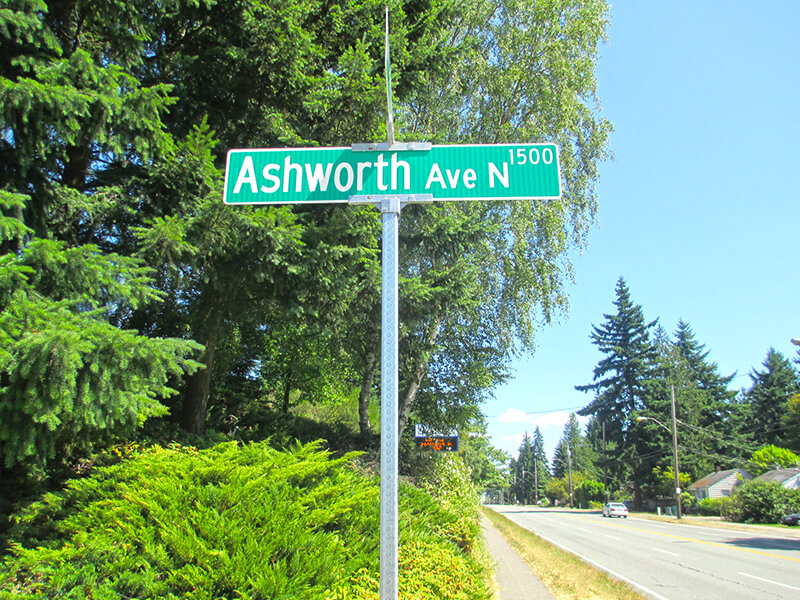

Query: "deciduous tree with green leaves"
<box><xmin>389</xmin><ymin>0</ymin><xmax>612</xmax><ymax>438</ymax></box>
<box><xmin>747</xmin><ymin>444</ymin><xmax>800</xmax><ymax>476</ymax></box>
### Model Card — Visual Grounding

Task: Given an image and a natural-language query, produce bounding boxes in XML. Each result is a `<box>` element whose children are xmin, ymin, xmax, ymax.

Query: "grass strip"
<box><xmin>482</xmin><ymin>508</ymin><xmax>647</xmax><ymax>600</ymax></box>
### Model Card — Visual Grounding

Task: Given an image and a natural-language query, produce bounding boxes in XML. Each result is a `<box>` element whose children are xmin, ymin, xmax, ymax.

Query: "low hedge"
<box><xmin>0</xmin><ymin>441</ymin><xmax>491</xmax><ymax>599</ymax></box>
<box><xmin>695</xmin><ymin>497</ymin><xmax>730</xmax><ymax>516</ymax></box>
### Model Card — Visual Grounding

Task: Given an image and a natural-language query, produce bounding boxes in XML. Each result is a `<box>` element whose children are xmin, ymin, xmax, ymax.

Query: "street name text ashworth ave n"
<box><xmin>224</xmin><ymin>144</ymin><xmax>561</xmax><ymax>204</ymax></box>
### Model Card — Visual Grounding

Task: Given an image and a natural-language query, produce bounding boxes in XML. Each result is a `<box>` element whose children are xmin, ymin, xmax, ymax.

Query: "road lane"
<box><xmin>488</xmin><ymin>505</ymin><xmax>800</xmax><ymax>600</ymax></box>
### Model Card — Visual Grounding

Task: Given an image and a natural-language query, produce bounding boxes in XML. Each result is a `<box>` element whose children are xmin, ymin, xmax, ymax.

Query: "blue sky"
<box><xmin>483</xmin><ymin>1</ymin><xmax>800</xmax><ymax>462</ymax></box>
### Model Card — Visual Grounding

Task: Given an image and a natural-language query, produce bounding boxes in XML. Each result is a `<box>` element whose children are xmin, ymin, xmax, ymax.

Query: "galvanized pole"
<box><xmin>379</xmin><ymin>194</ymin><xmax>400</xmax><ymax>600</ymax></box>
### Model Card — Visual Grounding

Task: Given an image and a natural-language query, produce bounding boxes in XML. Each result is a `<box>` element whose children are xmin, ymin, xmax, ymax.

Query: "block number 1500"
<box><xmin>508</xmin><ymin>147</ymin><xmax>555</xmax><ymax>166</ymax></box>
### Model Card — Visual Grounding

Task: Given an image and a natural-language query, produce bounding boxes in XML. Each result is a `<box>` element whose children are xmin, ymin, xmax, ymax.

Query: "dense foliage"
<box><xmin>1</xmin><ymin>0</ymin><xmax>613</xmax><ymax>507</ymax></box>
<box><xmin>747</xmin><ymin>445</ymin><xmax>800</xmax><ymax>476</ymax></box>
<box><xmin>0</xmin><ymin>441</ymin><xmax>491</xmax><ymax>599</ymax></box>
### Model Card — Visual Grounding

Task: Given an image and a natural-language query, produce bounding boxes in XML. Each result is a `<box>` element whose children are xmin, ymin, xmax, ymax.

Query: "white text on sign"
<box><xmin>232</xmin><ymin>153</ymin><xmax>514</xmax><ymax>197</ymax></box>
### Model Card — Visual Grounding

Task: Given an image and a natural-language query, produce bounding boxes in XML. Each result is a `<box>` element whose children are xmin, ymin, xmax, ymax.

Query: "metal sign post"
<box><xmin>379</xmin><ymin>192</ymin><xmax>399</xmax><ymax>599</ymax></box>
<box><xmin>351</xmin><ymin>187</ymin><xmax>431</xmax><ymax>600</ymax></box>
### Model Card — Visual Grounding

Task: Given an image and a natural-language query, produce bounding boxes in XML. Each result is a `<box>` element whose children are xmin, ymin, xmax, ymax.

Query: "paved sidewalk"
<box><xmin>481</xmin><ymin>515</ymin><xmax>556</xmax><ymax>600</ymax></box>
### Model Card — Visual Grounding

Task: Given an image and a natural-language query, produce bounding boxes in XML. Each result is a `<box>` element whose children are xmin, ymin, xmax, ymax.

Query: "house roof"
<box><xmin>755</xmin><ymin>468</ymin><xmax>800</xmax><ymax>484</ymax></box>
<box><xmin>689</xmin><ymin>469</ymin><xmax>751</xmax><ymax>490</ymax></box>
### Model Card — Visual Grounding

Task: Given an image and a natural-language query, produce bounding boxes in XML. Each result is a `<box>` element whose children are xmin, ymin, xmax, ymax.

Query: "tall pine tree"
<box><xmin>510</xmin><ymin>432</ymin><xmax>535</xmax><ymax>504</ymax></box>
<box><xmin>0</xmin><ymin>1</ymin><xmax>202</xmax><ymax>485</ymax></box>
<box><xmin>668</xmin><ymin>321</ymin><xmax>746</xmax><ymax>477</ymax></box>
<box><xmin>531</xmin><ymin>426</ymin><xmax>550</xmax><ymax>502</ymax></box>
<box><xmin>746</xmin><ymin>348</ymin><xmax>800</xmax><ymax>447</ymax></box>
<box><xmin>552</xmin><ymin>414</ymin><xmax>595</xmax><ymax>478</ymax></box>
<box><xmin>576</xmin><ymin>278</ymin><xmax>658</xmax><ymax>504</ymax></box>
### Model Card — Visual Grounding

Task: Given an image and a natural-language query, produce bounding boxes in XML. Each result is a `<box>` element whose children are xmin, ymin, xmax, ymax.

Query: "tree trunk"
<box><xmin>397</xmin><ymin>314</ymin><xmax>442</xmax><ymax>438</ymax></box>
<box><xmin>358</xmin><ymin>327</ymin><xmax>380</xmax><ymax>435</ymax></box>
<box><xmin>282</xmin><ymin>368</ymin><xmax>293</xmax><ymax>414</ymax></box>
<box><xmin>181</xmin><ymin>308</ymin><xmax>222</xmax><ymax>435</ymax></box>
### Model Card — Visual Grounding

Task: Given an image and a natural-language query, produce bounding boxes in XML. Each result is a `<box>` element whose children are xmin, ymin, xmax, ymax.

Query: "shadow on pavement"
<box><xmin>723</xmin><ymin>537</ymin><xmax>800</xmax><ymax>551</ymax></box>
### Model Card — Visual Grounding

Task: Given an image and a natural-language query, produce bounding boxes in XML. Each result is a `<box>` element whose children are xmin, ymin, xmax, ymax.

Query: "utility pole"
<box><xmin>567</xmin><ymin>443</ymin><xmax>574</xmax><ymax>507</ymax></box>
<box><xmin>602</xmin><ymin>421</ymin><xmax>608</xmax><ymax>501</ymax></box>
<box><xmin>671</xmin><ymin>384</ymin><xmax>682</xmax><ymax>519</ymax></box>
<box><xmin>534</xmin><ymin>457</ymin><xmax>539</xmax><ymax>504</ymax></box>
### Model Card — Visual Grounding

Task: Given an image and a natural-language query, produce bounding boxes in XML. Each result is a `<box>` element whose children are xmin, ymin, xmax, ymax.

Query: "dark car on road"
<box><xmin>781</xmin><ymin>512</ymin><xmax>800</xmax><ymax>526</ymax></box>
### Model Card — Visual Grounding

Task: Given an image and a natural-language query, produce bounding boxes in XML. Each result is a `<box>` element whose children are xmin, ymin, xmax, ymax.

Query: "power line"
<box><xmin>484</xmin><ymin>405</ymin><xmax>586</xmax><ymax>419</ymax></box>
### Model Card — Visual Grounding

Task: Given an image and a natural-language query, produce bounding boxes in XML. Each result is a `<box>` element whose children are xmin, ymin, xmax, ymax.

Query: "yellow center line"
<box><xmin>569</xmin><ymin>514</ymin><xmax>800</xmax><ymax>563</ymax></box>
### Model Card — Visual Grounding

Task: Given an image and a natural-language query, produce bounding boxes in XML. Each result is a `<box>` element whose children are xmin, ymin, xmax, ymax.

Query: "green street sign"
<box><xmin>223</xmin><ymin>143</ymin><xmax>561</xmax><ymax>204</ymax></box>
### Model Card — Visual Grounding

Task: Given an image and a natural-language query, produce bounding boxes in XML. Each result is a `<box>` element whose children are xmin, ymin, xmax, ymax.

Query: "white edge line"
<box><xmin>533</xmin><ymin>530</ymin><xmax>672</xmax><ymax>600</ymax></box>
<box><xmin>739</xmin><ymin>572</ymin><xmax>800</xmax><ymax>591</ymax></box>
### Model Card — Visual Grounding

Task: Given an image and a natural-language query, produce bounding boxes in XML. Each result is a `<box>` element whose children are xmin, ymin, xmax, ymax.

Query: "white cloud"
<box><xmin>495</xmin><ymin>408</ymin><xmax>587</xmax><ymax>430</ymax></box>
<box><xmin>497</xmin><ymin>408</ymin><xmax>530</xmax><ymax>423</ymax></box>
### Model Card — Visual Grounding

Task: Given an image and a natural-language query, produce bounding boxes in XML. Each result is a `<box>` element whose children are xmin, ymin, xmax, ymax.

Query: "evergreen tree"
<box><xmin>531</xmin><ymin>426</ymin><xmax>551</xmax><ymax>502</ymax></box>
<box><xmin>746</xmin><ymin>348</ymin><xmax>800</xmax><ymax>446</ymax></box>
<box><xmin>640</xmin><ymin>322</ymin><xmax>750</xmax><ymax>486</ymax></box>
<box><xmin>511</xmin><ymin>432</ymin><xmax>536</xmax><ymax>504</ymax></box>
<box><xmin>673</xmin><ymin>322</ymin><xmax>749</xmax><ymax>469</ymax></box>
<box><xmin>510</xmin><ymin>429</ymin><xmax>552</xmax><ymax>504</ymax></box>
<box><xmin>783</xmin><ymin>393</ymin><xmax>800</xmax><ymax>452</ymax></box>
<box><xmin>0</xmin><ymin>2</ymin><xmax>202</xmax><ymax>485</ymax></box>
<box><xmin>576</xmin><ymin>278</ymin><xmax>658</xmax><ymax>504</ymax></box>
<box><xmin>552</xmin><ymin>414</ymin><xmax>592</xmax><ymax>476</ymax></box>
<box><xmin>0</xmin><ymin>194</ymin><xmax>201</xmax><ymax>476</ymax></box>
<box><xmin>787</xmin><ymin>346</ymin><xmax>800</xmax><ymax>451</ymax></box>
<box><xmin>674</xmin><ymin>320</ymin><xmax>735</xmax><ymax>396</ymax></box>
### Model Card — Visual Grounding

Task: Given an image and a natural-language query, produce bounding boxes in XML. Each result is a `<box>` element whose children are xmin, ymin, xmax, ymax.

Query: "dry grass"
<box><xmin>483</xmin><ymin>508</ymin><xmax>647</xmax><ymax>600</ymax></box>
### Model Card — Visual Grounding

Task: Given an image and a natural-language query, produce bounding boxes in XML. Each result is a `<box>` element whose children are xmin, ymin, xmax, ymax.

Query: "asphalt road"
<box><xmin>487</xmin><ymin>505</ymin><xmax>800</xmax><ymax>600</ymax></box>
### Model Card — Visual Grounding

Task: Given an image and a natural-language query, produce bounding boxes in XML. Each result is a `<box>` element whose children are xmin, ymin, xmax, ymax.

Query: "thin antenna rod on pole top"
<box><xmin>385</xmin><ymin>6</ymin><xmax>395</xmax><ymax>147</ymax></box>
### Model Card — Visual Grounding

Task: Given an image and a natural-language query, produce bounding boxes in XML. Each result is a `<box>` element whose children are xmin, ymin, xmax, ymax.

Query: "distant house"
<box><xmin>688</xmin><ymin>469</ymin><xmax>752</xmax><ymax>500</ymax></box>
<box><xmin>755</xmin><ymin>468</ymin><xmax>800</xmax><ymax>489</ymax></box>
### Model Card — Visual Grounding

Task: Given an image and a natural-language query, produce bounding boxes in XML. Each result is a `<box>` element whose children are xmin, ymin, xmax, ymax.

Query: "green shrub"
<box><xmin>328</xmin><ymin>453</ymin><xmax>491</xmax><ymax>600</ymax></box>
<box><xmin>574</xmin><ymin>480</ymin><xmax>604</xmax><ymax>508</ymax></box>
<box><xmin>696</xmin><ymin>497</ymin><xmax>730</xmax><ymax>516</ymax></box>
<box><xmin>0</xmin><ymin>441</ymin><xmax>491</xmax><ymax>599</ymax></box>
<box><xmin>723</xmin><ymin>480</ymin><xmax>800</xmax><ymax>523</ymax></box>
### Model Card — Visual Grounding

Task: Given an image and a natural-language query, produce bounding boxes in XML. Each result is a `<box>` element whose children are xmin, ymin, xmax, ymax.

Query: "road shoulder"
<box><xmin>481</xmin><ymin>514</ymin><xmax>556</xmax><ymax>600</ymax></box>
